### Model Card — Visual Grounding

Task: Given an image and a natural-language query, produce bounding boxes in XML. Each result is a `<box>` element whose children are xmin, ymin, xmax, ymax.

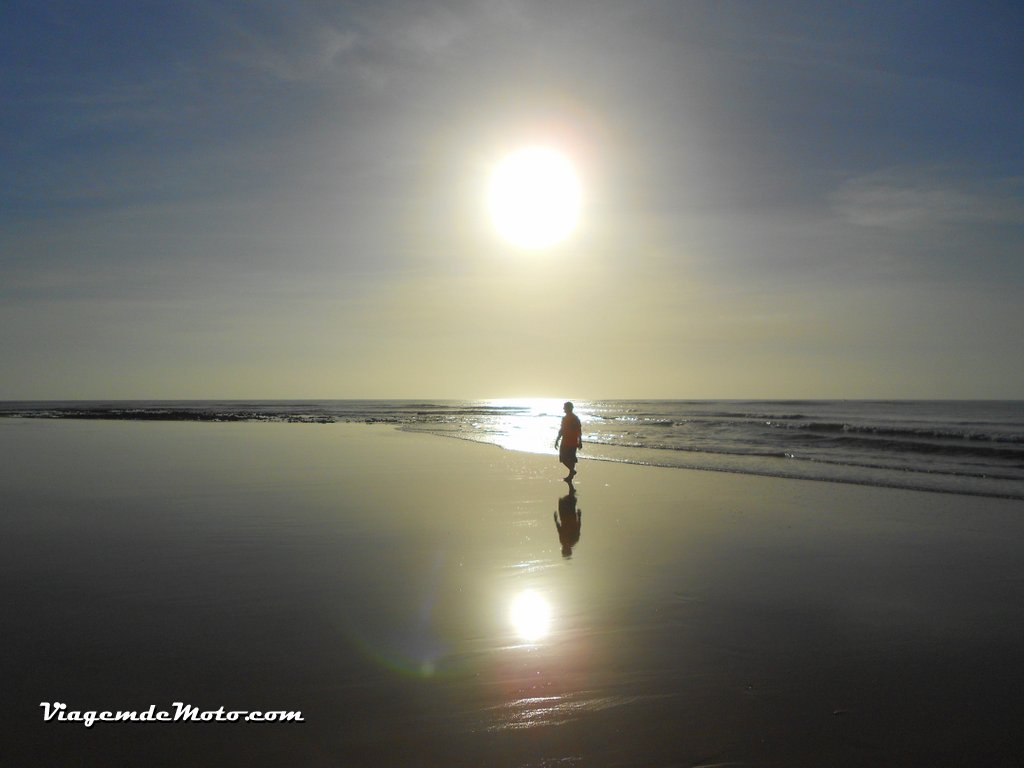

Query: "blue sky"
<box><xmin>2</xmin><ymin>1</ymin><xmax>1022</xmax><ymax>398</ymax></box>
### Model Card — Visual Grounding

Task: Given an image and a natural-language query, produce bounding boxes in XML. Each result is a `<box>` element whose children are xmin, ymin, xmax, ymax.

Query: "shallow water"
<box><xmin>4</xmin><ymin>419</ymin><xmax>1024</xmax><ymax>766</ymax></box>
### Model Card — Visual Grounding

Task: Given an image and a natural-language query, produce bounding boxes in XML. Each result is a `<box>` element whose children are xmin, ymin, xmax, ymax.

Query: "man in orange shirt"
<box><xmin>554</xmin><ymin>401</ymin><xmax>583</xmax><ymax>481</ymax></box>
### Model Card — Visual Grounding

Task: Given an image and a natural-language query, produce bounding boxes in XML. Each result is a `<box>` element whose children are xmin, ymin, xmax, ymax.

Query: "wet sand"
<box><xmin>3</xmin><ymin>419</ymin><xmax>1024</xmax><ymax>766</ymax></box>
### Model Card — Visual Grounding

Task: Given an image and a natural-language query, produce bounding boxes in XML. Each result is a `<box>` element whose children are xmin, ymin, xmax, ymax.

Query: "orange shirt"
<box><xmin>560</xmin><ymin>413</ymin><xmax>582</xmax><ymax>444</ymax></box>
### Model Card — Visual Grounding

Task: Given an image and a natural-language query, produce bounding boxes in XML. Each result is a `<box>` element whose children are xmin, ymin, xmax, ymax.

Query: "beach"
<box><xmin>4</xmin><ymin>418</ymin><xmax>1024</xmax><ymax>766</ymax></box>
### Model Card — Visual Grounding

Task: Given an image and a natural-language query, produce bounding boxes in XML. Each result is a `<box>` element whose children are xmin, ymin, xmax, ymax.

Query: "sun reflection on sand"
<box><xmin>509</xmin><ymin>590</ymin><xmax>552</xmax><ymax>643</ymax></box>
<box><xmin>486</xmin><ymin>692</ymin><xmax>657</xmax><ymax>732</ymax></box>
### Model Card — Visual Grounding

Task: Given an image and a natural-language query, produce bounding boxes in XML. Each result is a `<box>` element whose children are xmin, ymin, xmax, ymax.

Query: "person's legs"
<box><xmin>560</xmin><ymin>447</ymin><xmax>577</xmax><ymax>480</ymax></box>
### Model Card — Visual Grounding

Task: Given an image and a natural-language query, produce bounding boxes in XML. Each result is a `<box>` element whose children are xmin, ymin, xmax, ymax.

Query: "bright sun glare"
<box><xmin>509</xmin><ymin>590</ymin><xmax>553</xmax><ymax>643</ymax></box>
<box><xmin>488</xmin><ymin>147</ymin><xmax>581</xmax><ymax>249</ymax></box>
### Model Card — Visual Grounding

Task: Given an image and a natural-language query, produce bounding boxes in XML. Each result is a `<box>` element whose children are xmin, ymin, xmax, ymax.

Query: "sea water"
<box><xmin>2</xmin><ymin>399</ymin><xmax>1022</xmax><ymax>499</ymax></box>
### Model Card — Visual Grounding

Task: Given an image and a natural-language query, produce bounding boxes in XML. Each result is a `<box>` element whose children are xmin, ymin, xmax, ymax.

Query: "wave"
<box><xmin>579</xmin><ymin>452</ymin><xmax>1024</xmax><ymax>501</ymax></box>
<box><xmin>766</xmin><ymin>420</ymin><xmax>1024</xmax><ymax>444</ymax></box>
<box><xmin>809</xmin><ymin>435</ymin><xmax>1024</xmax><ymax>461</ymax></box>
<box><xmin>584</xmin><ymin>442</ymin><xmax>1024</xmax><ymax>480</ymax></box>
<box><xmin>588</xmin><ymin>433</ymin><xmax>1024</xmax><ymax>467</ymax></box>
<box><xmin>413</xmin><ymin>407</ymin><xmax>528</xmax><ymax>417</ymax></box>
<box><xmin>0</xmin><ymin>401</ymin><xmax>528</xmax><ymax>423</ymax></box>
<box><xmin>0</xmin><ymin>406</ymin><xmax>337</xmax><ymax>424</ymax></box>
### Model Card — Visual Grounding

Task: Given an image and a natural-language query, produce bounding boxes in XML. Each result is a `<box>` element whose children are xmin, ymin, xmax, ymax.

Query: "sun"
<box><xmin>488</xmin><ymin>146</ymin><xmax>581</xmax><ymax>249</ymax></box>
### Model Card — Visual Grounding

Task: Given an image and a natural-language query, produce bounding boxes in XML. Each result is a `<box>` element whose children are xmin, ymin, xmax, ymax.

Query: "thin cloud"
<box><xmin>213</xmin><ymin>8</ymin><xmax>359</xmax><ymax>83</ymax></box>
<box><xmin>387</xmin><ymin>6</ymin><xmax>469</xmax><ymax>55</ymax></box>
<box><xmin>832</xmin><ymin>171</ymin><xmax>1024</xmax><ymax>230</ymax></box>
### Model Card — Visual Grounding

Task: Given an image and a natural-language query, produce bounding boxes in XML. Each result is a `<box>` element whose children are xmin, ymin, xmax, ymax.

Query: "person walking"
<box><xmin>554</xmin><ymin>401</ymin><xmax>583</xmax><ymax>481</ymax></box>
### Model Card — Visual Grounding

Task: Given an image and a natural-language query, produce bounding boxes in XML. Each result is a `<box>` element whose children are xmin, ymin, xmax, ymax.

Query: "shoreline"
<box><xmin>399</xmin><ymin>424</ymin><xmax>1024</xmax><ymax>502</ymax></box>
<box><xmin>5</xmin><ymin>410</ymin><xmax>1023</xmax><ymax>501</ymax></box>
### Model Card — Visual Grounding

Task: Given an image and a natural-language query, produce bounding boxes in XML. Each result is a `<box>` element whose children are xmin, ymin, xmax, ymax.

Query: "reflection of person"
<box><xmin>554</xmin><ymin>401</ymin><xmax>583</xmax><ymax>481</ymax></box>
<box><xmin>554</xmin><ymin>485</ymin><xmax>582</xmax><ymax>557</ymax></box>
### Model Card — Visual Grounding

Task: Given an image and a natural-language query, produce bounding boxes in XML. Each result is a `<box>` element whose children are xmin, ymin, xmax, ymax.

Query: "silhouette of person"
<box><xmin>554</xmin><ymin>401</ymin><xmax>583</xmax><ymax>481</ymax></box>
<box><xmin>554</xmin><ymin>485</ymin><xmax>582</xmax><ymax>557</ymax></box>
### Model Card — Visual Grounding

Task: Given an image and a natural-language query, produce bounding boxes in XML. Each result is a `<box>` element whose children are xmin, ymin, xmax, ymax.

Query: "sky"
<box><xmin>2</xmin><ymin>0</ymin><xmax>1023</xmax><ymax>400</ymax></box>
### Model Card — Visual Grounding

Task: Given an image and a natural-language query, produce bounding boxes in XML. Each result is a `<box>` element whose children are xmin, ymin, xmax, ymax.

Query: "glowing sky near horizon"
<box><xmin>1</xmin><ymin>1</ymin><xmax>1022</xmax><ymax>399</ymax></box>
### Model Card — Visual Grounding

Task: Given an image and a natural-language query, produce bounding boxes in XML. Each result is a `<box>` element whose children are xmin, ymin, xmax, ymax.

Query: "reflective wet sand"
<box><xmin>4</xmin><ymin>419</ymin><xmax>1024</xmax><ymax>766</ymax></box>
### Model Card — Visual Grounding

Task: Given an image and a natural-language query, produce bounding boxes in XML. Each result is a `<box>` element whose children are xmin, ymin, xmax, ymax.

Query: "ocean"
<box><xmin>2</xmin><ymin>399</ymin><xmax>1022</xmax><ymax>500</ymax></box>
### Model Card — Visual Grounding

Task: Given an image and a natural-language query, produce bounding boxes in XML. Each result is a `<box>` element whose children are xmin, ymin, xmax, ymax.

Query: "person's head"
<box><xmin>563</xmin><ymin>401</ymin><xmax>574</xmax><ymax>413</ymax></box>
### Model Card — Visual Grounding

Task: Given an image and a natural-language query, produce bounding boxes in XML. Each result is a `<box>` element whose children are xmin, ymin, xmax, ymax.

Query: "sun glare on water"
<box><xmin>488</xmin><ymin>147</ymin><xmax>581</xmax><ymax>249</ymax></box>
<box><xmin>509</xmin><ymin>590</ymin><xmax>553</xmax><ymax>643</ymax></box>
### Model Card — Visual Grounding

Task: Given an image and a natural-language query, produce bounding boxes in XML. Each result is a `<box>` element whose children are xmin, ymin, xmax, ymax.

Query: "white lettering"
<box><xmin>173</xmin><ymin>702</ymin><xmax>201</xmax><ymax>722</ymax></box>
<box><xmin>41</xmin><ymin>701</ymin><xmax>304</xmax><ymax>726</ymax></box>
<box><xmin>40</xmin><ymin>702</ymin><xmax>64</xmax><ymax>721</ymax></box>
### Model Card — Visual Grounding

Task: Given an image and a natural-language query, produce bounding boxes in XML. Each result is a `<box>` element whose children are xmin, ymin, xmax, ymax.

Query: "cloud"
<box><xmin>386</xmin><ymin>5</ymin><xmax>469</xmax><ymax>55</ymax></box>
<box><xmin>214</xmin><ymin>7</ymin><xmax>359</xmax><ymax>82</ymax></box>
<box><xmin>832</xmin><ymin>170</ymin><xmax>1024</xmax><ymax>230</ymax></box>
<box><xmin>211</xmin><ymin>2</ymin><xmax>502</xmax><ymax>87</ymax></box>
